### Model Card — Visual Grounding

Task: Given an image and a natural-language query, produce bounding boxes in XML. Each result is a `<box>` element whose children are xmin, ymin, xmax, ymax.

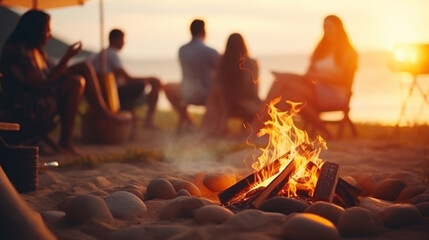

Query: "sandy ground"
<box><xmin>7</xmin><ymin>125</ymin><xmax>429</xmax><ymax>239</ymax></box>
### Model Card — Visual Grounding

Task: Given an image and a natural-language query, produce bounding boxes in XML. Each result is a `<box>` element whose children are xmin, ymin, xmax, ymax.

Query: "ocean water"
<box><xmin>124</xmin><ymin>52</ymin><xmax>429</xmax><ymax>126</ymax></box>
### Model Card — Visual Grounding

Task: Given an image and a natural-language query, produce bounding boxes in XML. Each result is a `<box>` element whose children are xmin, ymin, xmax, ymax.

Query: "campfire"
<box><xmin>219</xmin><ymin>98</ymin><xmax>360</xmax><ymax>210</ymax></box>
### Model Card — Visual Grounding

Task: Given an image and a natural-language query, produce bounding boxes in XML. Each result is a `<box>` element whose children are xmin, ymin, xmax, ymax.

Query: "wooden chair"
<box><xmin>81</xmin><ymin>72</ymin><xmax>133</xmax><ymax>144</ymax></box>
<box><xmin>310</xmin><ymin>71</ymin><xmax>358</xmax><ymax>139</ymax></box>
<box><xmin>313</xmin><ymin>92</ymin><xmax>358</xmax><ymax>139</ymax></box>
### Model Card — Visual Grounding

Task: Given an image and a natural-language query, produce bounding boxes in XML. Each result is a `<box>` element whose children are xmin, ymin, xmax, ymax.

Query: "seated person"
<box><xmin>0</xmin><ymin>9</ymin><xmax>127</xmax><ymax>154</ymax></box>
<box><xmin>202</xmin><ymin>33</ymin><xmax>261</xmax><ymax>137</ymax></box>
<box><xmin>164</xmin><ymin>19</ymin><xmax>219</xmax><ymax>133</ymax></box>
<box><xmin>89</xmin><ymin>29</ymin><xmax>161</xmax><ymax>129</ymax></box>
<box><xmin>251</xmin><ymin>15</ymin><xmax>358</xmax><ymax>139</ymax></box>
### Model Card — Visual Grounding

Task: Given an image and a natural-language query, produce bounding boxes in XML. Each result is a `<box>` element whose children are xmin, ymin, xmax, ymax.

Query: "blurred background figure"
<box><xmin>251</xmin><ymin>15</ymin><xmax>358</xmax><ymax>139</ymax></box>
<box><xmin>203</xmin><ymin>33</ymin><xmax>261</xmax><ymax>137</ymax></box>
<box><xmin>164</xmin><ymin>19</ymin><xmax>219</xmax><ymax>134</ymax></box>
<box><xmin>0</xmin><ymin>9</ymin><xmax>128</xmax><ymax>154</ymax></box>
<box><xmin>89</xmin><ymin>29</ymin><xmax>161</xmax><ymax>129</ymax></box>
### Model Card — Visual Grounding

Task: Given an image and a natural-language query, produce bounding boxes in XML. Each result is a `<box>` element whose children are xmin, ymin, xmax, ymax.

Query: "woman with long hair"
<box><xmin>0</xmin><ymin>9</ymin><xmax>128</xmax><ymax>154</ymax></box>
<box><xmin>203</xmin><ymin>33</ymin><xmax>261</xmax><ymax>136</ymax></box>
<box><xmin>251</xmin><ymin>15</ymin><xmax>358</xmax><ymax>139</ymax></box>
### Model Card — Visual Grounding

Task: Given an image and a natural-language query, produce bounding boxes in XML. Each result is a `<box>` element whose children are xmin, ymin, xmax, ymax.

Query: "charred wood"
<box><xmin>250</xmin><ymin>158</ymin><xmax>296</xmax><ymax>208</ymax></box>
<box><xmin>313</xmin><ymin>162</ymin><xmax>340</xmax><ymax>202</ymax></box>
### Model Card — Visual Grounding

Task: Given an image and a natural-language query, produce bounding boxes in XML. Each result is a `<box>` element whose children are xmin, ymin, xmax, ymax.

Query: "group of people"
<box><xmin>0</xmin><ymin>9</ymin><xmax>358</xmax><ymax>154</ymax></box>
<box><xmin>168</xmin><ymin>16</ymin><xmax>357</xmax><ymax>140</ymax></box>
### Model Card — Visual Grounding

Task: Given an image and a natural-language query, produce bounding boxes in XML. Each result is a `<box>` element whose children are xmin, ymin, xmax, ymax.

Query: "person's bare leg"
<box><xmin>66</xmin><ymin>61</ymin><xmax>113</xmax><ymax>117</ymax></box>
<box><xmin>0</xmin><ymin>166</ymin><xmax>56</xmax><ymax>240</ymax></box>
<box><xmin>143</xmin><ymin>77</ymin><xmax>161</xmax><ymax>128</ymax></box>
<box><xmin>58</xmin><ymin>75</ymin><xmax>85</xmax><ymax>154</ymax></box>
<box><xmin>164</xmin><ymin>83</ymin><xmax>193</xmax><ymax>129</ymax></box>
<box><xmin>201</xmin><ymin>85</ymin><xmax>228</xmax><ymax>137</ymax></box>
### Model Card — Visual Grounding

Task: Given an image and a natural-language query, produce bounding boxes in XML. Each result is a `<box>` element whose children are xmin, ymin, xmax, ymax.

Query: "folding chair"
<box><xmin>309</xmin><ymin>68</ymin><xmax>358</xmax><ymax>139</ymax></box>
<box><xmin>314</xmin><ymin>92</ymin><xmax>358</xmax><ymax>138</ymax></box>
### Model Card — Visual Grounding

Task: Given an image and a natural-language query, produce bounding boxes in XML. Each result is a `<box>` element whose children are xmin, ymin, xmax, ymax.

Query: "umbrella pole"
<box><xmin>99</xmin><ymin>0</ymin><xmax>106</xmax><ymax>75</ymax></box>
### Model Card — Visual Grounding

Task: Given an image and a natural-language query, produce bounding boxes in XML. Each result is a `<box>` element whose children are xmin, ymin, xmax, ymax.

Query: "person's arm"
<box><xmin>113</xmin><ymin>67</ymin><xmax>155</xmax><ymax>85</ymax></box>
<box><xmin>113</xmin><ymin>67</ymin><xmax>133</xmax><ymax>83</ymax></box>
<box><xmin>46</xmin><ymin>42</ymin><xmax>82</xmax><ymax>84</ymax></box>
<box><xmin>106</xmin><ymin>49</ymin><xmax>145</xmax><ymax>84</ymax></box>
<box><xmin>321</xmin><ymin>50</ymin><xmax>358</xmax><ymax>89</ymax></box>
<box><xmin>305</xmin><ymin>56</ymin><xmax>343</xmax><ymax>86</ymax></box>
<box><xmin>0</xmin><ymin>166</ymin><xmax>57</xmax><ymax>240</ymax></box>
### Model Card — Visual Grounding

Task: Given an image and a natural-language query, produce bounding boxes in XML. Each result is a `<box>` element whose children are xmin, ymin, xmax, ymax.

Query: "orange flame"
<box><xmin>251</xmin><ymin>97</ymin><xmax>326</xmax><ymax>197</ymax></box>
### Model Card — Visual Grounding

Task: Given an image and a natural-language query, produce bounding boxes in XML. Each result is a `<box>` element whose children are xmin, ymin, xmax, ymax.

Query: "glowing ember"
<box><xmin>251</xmin><ymin>97</ymin><xmax>326</xmax><ymax>197</ymax></box>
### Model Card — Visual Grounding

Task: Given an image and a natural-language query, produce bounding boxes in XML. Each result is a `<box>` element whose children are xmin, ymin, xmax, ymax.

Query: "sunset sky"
<box><xmin>9</xmin><ymin>0</ymin><xmax>429</xmax><ymax>60</ymax></box>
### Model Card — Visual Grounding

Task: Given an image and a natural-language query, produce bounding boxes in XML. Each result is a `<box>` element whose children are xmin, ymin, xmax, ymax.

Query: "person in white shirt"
<box><xmin>90</xmin><ymin>29</ymin><xmax>161</xmax><ymax>129</ymax></box>
<box><xmin>164</xmin><ymin>19</ymin><xmax>219</xmax><ymax>133</ymax></box>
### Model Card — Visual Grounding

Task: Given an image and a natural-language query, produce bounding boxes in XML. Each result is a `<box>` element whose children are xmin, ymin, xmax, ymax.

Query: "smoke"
<box><xmin>161</xmin><ymin>132</ymin><xmax>258</xmax><ymax>176</ymax></box>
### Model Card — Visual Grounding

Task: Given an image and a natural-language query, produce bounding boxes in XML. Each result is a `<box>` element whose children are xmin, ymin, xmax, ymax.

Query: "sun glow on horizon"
<box><xmin>5</xmin><ymin>0</ymin><xmax>429</xmax><ymax>125</ymax></box>
<box><xmin>29</xmin><ymin>0</ymin><xmax>428</xmax><ymax>59</ymax></box>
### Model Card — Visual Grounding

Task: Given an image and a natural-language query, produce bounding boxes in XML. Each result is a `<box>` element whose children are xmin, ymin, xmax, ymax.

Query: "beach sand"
<box><xmin>3</xmin><ymin>120</ymin><xmax>429</xmax><ymax>240</ymax></box>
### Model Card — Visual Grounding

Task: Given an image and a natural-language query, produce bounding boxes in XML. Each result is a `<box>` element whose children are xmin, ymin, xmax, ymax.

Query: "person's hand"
<box><xmin>65</xmin><ymin>41</ymin><xmax>82</xmax><ymax>59</ymax></box>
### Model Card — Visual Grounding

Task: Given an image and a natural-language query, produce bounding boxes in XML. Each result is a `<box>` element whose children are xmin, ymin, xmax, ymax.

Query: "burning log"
<box><xmin>250</xmin><ymin>158</ymin><xmax>296</xmax><ymax>208</ymax></box>
<box><xmin>218</xmin><ymin>143</ymin><xmax>314</xmax><ymax>206</ymax></box>
<box><xmin>217</xmin><ymin>158</ymin><xmax>281</xmax><ymax>206</ymax></box>
<box><xmin>217</xmin><ymin>99</ymin><xmax>362</xmax><ymax>210</ymax></box>
<box><xmin>219</xmin><ymin>156</ymin><xmax>361</xmax><ymax>209</ymax></box>
<box><xmin>333</xmin><ymin>178</ymin><xmax>361</xmax><ymax>208</ymax></box>
<box><xmin>313</xmin><ymin>162</ymin><xmax>340</xmax><ymax>202</ymax></box>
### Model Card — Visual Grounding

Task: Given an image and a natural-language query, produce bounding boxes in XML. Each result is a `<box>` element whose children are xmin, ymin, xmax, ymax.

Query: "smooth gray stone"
<box><xmin>159</xmin><ymin>196</ymin><xmax>206</xmax><ymax>221</ymax></box>
<box><xmin>224</xmin><ymin>209</ymin><xmax>286</xmax><ymax>231</ymax></box>
<box><xmin>104</xmin><ymin>191</ymin><xmax>147</xmax><ymax>218</ymax></box>
<box><xmin>171</xmin><ymin>179</ymin><xmax>201</xmax><ymax>197</ymax></box>
<box><xmin>304</xmin><ymin>201</ymin><xmax>345</xmax><ymax>224</ymax></box>
<box><xmin>194</xmin><ymin>205</ymin><xmax>234</xmax><ymax>224</ymax></box>
<box><xmin>146</xmin><ymin>178</ymin><xmax>177</xmax><ymax>200</ymax></box>
<box><xmin>372</xmin><ymin>179</ymin><xmax>406</xmax><ymax>201</ymax></box>
<box><xmin>356</xmin><ymin>174</ymin><xmax>377</xmax><ymax>196</ymax></box>
<box><xmin>59</xmin><ymin>194</ymin><xmax>114</xmax><ymax>225</ymax></box>
<box><xmin>41</xmin><ymin>210</ymin><xmax>66</xmax><ymax>223</ymax></box>
<box><xmin>337</xmin><ymin>207</ymin><xmax>378</xmax><ymax>237</ymax></box>
<box><xmin>377</xmin><ymin>204</ymin><xmax>423</xmax><ymax>228</ymax></box>
<box><xmin>108</xmin><ymin>225</ymin><xmax>186</xmax><ymax>240</ymax></box>
<box><xmin>396</xmin><ymin>185</ymin><xmax>427</xmax><ymax>202</ymax></box>
<box><xmin>415</xmin><ymin>202</ymin><xmax>429</xmax><ymax>216</ymax></box>
<box><xmin>281</xmin><ymin>213</ymin><xmax>340</xmax><ymax>240</ymax></box>
<box><xmin>176</xmin><ymin>189</ymin><xmax>191</xmax><ymax>197</ymax></box>
<box><xmin>358</xmin><ymin>196</ymin><xmax>393</xmax><ymax>215</ymax></box>
<box><xmin>203</xmin><ymin>173</ymin><xmax>236</xmax><ymax>192</ymax></box>
<box><xmin>411</xmin><ymin>194</ymin><xmax>429</xmax><ymax>204</ymax></box>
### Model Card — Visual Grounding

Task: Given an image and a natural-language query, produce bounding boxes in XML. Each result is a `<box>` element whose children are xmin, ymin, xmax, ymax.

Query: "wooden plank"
<box><xmin>250</xmin><ymin>158</ymin><xmax>296</xmax><ymax>208</ymax></box>
<box><xmin>313</xmin><ymin>162</ymin><xmax>340</xmax><ymax>202</ymax></box>
<box><xmin>218</xmin><ymin>158</ymin><xmax>281</xmax><ymax>206</ymax></box>
<box><xmin>0</xmin><ymin>122</ymin><xmax>20</xmax><ymax>131</ymax></box>
<box><xmin>333</xmin><ymin>178</ymin><xmax>361</xmax><ymax>208</ymax></box>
